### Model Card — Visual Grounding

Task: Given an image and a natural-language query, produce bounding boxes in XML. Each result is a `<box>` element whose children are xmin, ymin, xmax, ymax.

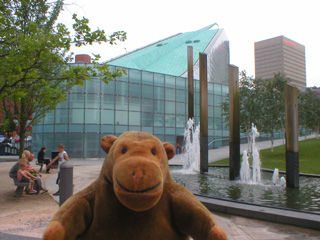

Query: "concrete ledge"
<box><xmin>195</xmin><ymin>194</ymin><xmax>320</xmax><ymax>230</ymax></box>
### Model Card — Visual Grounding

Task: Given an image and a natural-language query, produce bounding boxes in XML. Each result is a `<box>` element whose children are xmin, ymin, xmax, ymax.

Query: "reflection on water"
<box><xmin>171</xmin><ymin>166</ymin><xmax>320</xmax><ymax>213</ymax></box>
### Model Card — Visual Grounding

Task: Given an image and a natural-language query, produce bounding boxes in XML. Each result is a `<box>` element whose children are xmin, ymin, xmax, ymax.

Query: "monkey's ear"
<box><xmin>163</xmin><ymin>142</ymin><xmax>175</xmax><ymax>160</ymax></box>
<box><xmin>100</xmin><ymin>135</ymin><xmax>117</xmax><ymax>153</ymax></box>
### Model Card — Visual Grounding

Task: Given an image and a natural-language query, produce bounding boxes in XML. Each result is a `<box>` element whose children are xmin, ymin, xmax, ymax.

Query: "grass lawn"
<box><xmin>210</xmin><ymin>138</ymin><xmax>320</xmax><ymax>175</ymax></box>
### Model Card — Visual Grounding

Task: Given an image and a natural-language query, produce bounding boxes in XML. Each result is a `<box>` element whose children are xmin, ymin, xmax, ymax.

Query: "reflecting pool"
<box><xmin>171</xmin><ymin>166</ymin><xmax>320</xmax><ymax>214</ymax></box>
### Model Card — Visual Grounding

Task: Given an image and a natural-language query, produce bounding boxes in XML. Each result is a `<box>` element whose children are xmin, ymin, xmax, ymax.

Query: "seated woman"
<box><xmin>38</xmin><ymin>147</ymin><xmax>51</xmax><ymax>174</ymax></box>
<box><xmin>22</xmin><ymin>150</ymin><xmax>48</xmax><ymax>193</ymax></box>
<box><xmin>17</xmin><ymin>158</ymin><xmax>38</xmax><ymax>194</ymax></box>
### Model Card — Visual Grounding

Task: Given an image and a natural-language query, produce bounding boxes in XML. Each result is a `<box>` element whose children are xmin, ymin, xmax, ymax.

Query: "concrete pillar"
<box><xmin>285</xmin><ymin>84</ymin><xmax>299</xmax><ymax>188</ymax></box>
<box><xmin>228</xmin><ymin>64</ymin><xmax>240</xmax><ymax>180</ymax></box>
<box><xmin>199</xmin><ymin>53</ymin><xmax>208</xmax><ymax>174</ymax></box>
<box><xmin>188</xmin><ymin>46</ymin><xmax>194</xmax><ymax>121</ymax></box>
<box><xmin>59</xmin><ymin>161</ymin><xmax>73</xmax><ymax>206</ymax></box>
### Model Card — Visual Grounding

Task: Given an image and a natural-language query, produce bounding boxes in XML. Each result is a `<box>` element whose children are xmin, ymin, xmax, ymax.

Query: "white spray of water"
<box><xmin>239</xmin><ymin>124</ymin><xmax>261</xmax><ymax>184</ymax></box>
<box><xmin>251</xmin><ymin>124</ymin><xmax>261</xmax><ymax>183</ymax></box>
<box><xmin>180</xmin><ymin>118</ymin><xmax>200</xmax><ymax>174</ymax></box>
<box><xmin>272</xmin><ymin>168</ymin><xmax>280</xmax><ymax>185</ymax></box>
<box><xmin>240</xmin><ymin>150</ymin><xmax>251</xmax><ymax>182</ymax></box>
<box><xmin>280</xmin><ymin>177</ymin><xmax>286</xmax><ymax>186</ymax></box>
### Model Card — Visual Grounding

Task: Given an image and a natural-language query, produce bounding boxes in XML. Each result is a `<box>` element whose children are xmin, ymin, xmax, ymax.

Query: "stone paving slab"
<box><xmin>197</xmin><ymin>195</ymin><xmax>320</xmax><ymax>231</ymax></box>
<box><xmin>0</xmin><ymin>232</ymin><xmax>40</xmax><ymax>240</ymax></box>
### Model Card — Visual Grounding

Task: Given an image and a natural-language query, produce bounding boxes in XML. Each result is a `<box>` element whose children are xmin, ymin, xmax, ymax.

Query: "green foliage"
<box><xmin>0</xmin><ymin>0</ymin><xmax>127</xmax><ymax>155</ymax></box>
<box><xmin>298</xmin><ymin>88</ymin><xmax>320</xmax><ymax>132</ymax></box>
<box><xmin>0</xmin><ymin>106</ymin><xmax>16</xmax><ymax>133</ymax></box>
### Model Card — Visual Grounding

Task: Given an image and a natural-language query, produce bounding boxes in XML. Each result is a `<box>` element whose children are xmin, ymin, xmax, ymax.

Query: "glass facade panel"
<box><xmin>85</xmin><ymin>125</ymin><xmax>99</xmax><ymax>133</ymax></box>
<box><xmin>214</xmin><ymin>84</ymin><xmax>222</xmax><ymax>95</ymax></box>
<box><xmin>165</xmin><ymin>115</ymin><xmax>175</xmax><ymax>127</ymax></box>
<box><xmin>129</xmin><ymin>83</ymin><xmax>141</xmax><ymax>98</ymax></box>
<box><xmin>86</xmin><ymin>94</ymin><xmax>100</xmax><ymax>108</ymax></box>
<box><xmin>102</xmin><ymin>95</ymin><xmax>114</xmax><ymax>109</ymax></box>
<box><xmin>214</xmin><ymin>106</ymin><xmax>221</xmax><ymax>117</ymax></box>
<box><xmin>142</xmin><ymin>71</ymin><xmax>153</xmax><ymax>85</ymax></box>
<box><xmin>176</xmin><ymin>90</ymin><xmax>185</xmax><ymax>102</ymax></box>
<box><xmin>70</xmin><ymin>109</ymin><xmax>84</xmax><ymax>124</ymax></box>
<box><xmin>85</xmin><ymin>109</ymin><xmax>100</xmax><ymax>124</ymax></box>
<box><xmin>129</xmin><ymin>97</ymin><xmax>141</xmax><ymax>111</ymax></box>
<box><xmin>116</xmin><ymin>111</ymin><xmax>128</xmax><ymax>125</ymax></box>
<box><xmin>208</xmin><ymin>94</ymin><xmax>213</xmax><ymax>106</ymax></box>
<box><xmin>142</xmin><ymin>112</ymin><xmax>153</xmax><ymax>127</ymax></box>
<box><xmin>101</xmin><ymin>110</ymin><xmax>114</xmax><ymax>124</ymax></box>
<box><xmin>102</xmin><ymin>81</ymin><xmax>115</xmax><ymax>95</ymax></box>
<box><xmin>116</xmin><ymin>81</ymin><xmax>128</xmax><ymax>95</ymax></box>
<box><xmin>154</xmin><ymin>87</ymin><xmax>164</xmax><ymax>100</ymax></box>
<box><xmin>142</xmin><ymin>85</ymin><xmax>153</xmax><ymax>99</ymax></box>
<box><xmin>214</xmin><ymin>95</ymin><xmax>222</xmax><ymax>107</ymax></box>
<box><xmin>129</xmin><ymin>111</ymin><xmax>140</xmax><ymax>126</ymax></box>
<box><xmin>154</xmin><ymin>73</ymin><xmax>164</xmax><ymax>86</ymax></box>
<box><xmin>115</xmin><ymin>96</ymin><xmax>128</xmax><ymax>110</ymax></box>
<box><xmin>154</xmin><ymin>114</ymin><xmax>164</xmax><ymax>127</ymax></box>
<box><xmin>176</xmin><ymin>102</ymin><xmax>185</xmax><ymax>115</ymax></box>
<box><xmin>176</xmin><ymin>115</ymin><xmax>185</xmax><ymax>128</ymax></box>
<box><xmin>69</xmin><ymin>125</ymin><xmax>84</xmax><ymax>132</ymax></box>
<box><xmin>55</xmin><ymin>109</ymin><xmax>68</xmax><ymax>124</ymax></box>
<box><xmin>166</xmin><ymin>101</ymin><xmax>175</xmax><ymax>114</ymax></box>
<box><xmin>154</xmin><ymin>100</ymin><xmax>164</xmax><ymax>113</ymax></box>
<box><xmin>222</xmin><ymin>85</ymin><xmax>229</xmax><ymax>95</ymax></box>
<box><xmin>70</xmin><ymin>85</ymin><xmax>84</xmax><ymax>93</ymax></box>
<box><xmin>142</xmin><ymin>99</ymin><xmax>153</xmax><ymax>112</ymax></box>
<box><xmin>165</xmin><ymin>75</ymin><xmax>175</xmax><ymax>88</ymax></box>
<box><xmin>84</xmin><ymin>134</ymin><xmax>100</xmax><ymax>158</ymax></box>
<box><xmin>44</xmin><ymin>111</ymin><xmax>54</xmax><ymax>124</ymax></box>
<box><xmin>129</xmin><ymin>69</ymin><xmax>141</xmax><ymax>83</ymax></box>
<box><xmin>176</xmin><ymin>77</ymin><xmax>185</xmax><ymax>89</ymax></box>
<box><xmin>86</xmin><ymin>80</ymin><xmax>101</xmax><ymax>94</ymax></box>
<box><xmin>165</xmin><ymin>88</ymin><xmax>175</xmax><ymax>101</ymax></box>
<box><xmin>70</xmin><ymin>94</ymin><xmax>84</xmax><ymax>108</ymax></box>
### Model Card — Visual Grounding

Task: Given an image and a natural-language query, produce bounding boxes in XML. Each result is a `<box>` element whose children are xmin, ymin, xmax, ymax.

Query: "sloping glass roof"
<box><xmin>107</xmin><ymin>24</ymin><xmax>219</xmax><ymax>76</ymax></box>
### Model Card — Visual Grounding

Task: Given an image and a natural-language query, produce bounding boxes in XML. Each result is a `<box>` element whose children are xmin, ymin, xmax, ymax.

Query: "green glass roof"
<box><xmin>107</xmin><ymin>24</ymin><xmax>219</xmax><ymax>76</ymax></box>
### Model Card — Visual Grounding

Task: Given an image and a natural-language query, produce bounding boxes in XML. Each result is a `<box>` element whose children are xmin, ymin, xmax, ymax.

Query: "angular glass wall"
<box><xmin>33</xmin><ymin>67</ymin><xmax>228</xmax><ymax>158</ymax></box>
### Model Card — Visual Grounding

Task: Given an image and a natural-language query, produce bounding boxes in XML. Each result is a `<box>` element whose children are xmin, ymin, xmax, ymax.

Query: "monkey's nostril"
<box><xmin>132</xmin><ymin>172</ymin><xmax>135</xmax><ymax>176</ymax></box>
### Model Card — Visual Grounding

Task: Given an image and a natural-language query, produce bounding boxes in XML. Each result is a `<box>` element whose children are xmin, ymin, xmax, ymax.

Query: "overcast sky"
<box><xmin>61</xmin><ymin>0</ymin><xmax>320</xmax><ymax>87</ymax></box>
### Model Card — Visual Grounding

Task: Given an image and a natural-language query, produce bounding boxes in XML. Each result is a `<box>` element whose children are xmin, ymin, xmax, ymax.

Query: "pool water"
<box><xmin>170</xmin><ymin>166</ymin><xmax>320</xmax><ymax>214</ymax></box>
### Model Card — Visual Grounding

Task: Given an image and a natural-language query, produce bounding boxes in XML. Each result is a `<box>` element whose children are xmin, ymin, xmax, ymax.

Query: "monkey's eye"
<box><xmin>122</xmin><ymin>147</ymin><xmax>127</xmax><ymax>154</ymax></box>
<box><xmin>151</xmin><ymin>149</ymin><xmax>156</xmax><ymax>155</ymax></box>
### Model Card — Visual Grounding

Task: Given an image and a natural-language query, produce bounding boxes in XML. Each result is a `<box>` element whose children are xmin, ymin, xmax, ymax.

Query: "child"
<box><xmin>17</xmin><ymin>158</ymin><xmax>38</xmax><ymax>194</ymax></box>
<box><xmin>47</xmin><ymin>144</ymin><xmax>70</xmax><ymax>196</ymax></box>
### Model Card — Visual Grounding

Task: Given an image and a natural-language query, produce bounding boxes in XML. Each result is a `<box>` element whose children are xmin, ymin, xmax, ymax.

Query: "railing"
<box><xmin>208</xmin><ymin>136</ymin><xmax>248</xmax><ymax>149</ymax></box>
<box><xmin>0</xmin><ymin>140</ymin><xmax>32</xmax><ymax>155</ymax></box>
<box><xmin>0</xmin><ymin>145</ymin><xmax>18</xmax><ymax>155</ymax></box>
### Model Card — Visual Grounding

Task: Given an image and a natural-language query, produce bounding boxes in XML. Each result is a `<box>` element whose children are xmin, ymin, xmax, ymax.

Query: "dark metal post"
<box><xmin>199</xmin><ymin>53</ymin><xmax>208</xmax><ymax>174</ymax></box>
<box><xmin>59</xmin><ymin>161</ymin><xmax>73</xmax><ymax>206</ymax></box>
<box><xmin>285</xmin><ymin>84</ymin><xmax>299</xmax><ymax>188</ymax></box>
<box><xmin>188</xmin><ymin>46</ymin><xmax>194</xmax><ymax>121</ymax></box>
<box><xmin>229</xmin><ymin>64</ymin><xmax>240</xmax><ymax>180</ymax></box>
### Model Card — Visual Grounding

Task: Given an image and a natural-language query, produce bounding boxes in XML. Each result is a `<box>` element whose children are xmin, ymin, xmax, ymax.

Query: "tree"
<box><xmin>221</xmin><ymin>70</ymin><xmax>264</xmax><ymax>154</ymax></box>
<box><xmin>298</xmin><ymin>88</ymin><xmax>320</xmax><ymax>139</ymax></box>
<box><xmin>0</xmin><ymin>0</ymin><xmax>127</xmax><ymax>156</ymax></box>
<box><xmin>258</xmin><ymin>73</ymin><xmax>290</xmax><ymax>151</ymax></box>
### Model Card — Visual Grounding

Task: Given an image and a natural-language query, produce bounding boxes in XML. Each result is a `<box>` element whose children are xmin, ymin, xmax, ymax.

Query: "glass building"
<box><xmin>33</xmin><ymin>24</ymin><xmax>230</xmax><ymax>158</ymax></box>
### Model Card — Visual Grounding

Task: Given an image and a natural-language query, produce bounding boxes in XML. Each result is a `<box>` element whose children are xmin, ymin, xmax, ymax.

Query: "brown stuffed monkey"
<box><xmin>43</xmin><ymin>131</ymin><xmax>227</xmax><ymax>240</ymax></box>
